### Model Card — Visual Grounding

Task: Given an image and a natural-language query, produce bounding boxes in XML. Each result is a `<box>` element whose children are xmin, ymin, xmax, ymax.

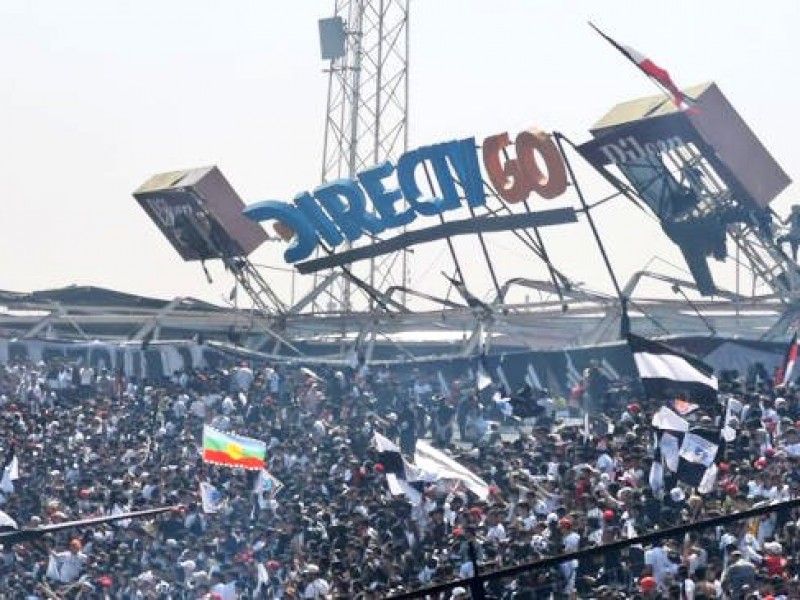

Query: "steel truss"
<box><xmin>310</xmin><ymin>0</ymin><xmax>410</xmax><ymax>315</ymax></box>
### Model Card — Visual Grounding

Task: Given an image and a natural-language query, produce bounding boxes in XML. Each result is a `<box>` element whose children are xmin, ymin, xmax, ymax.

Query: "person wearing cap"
<box><xmin>644</xmin><ymin>539</ymin><xmax>678</xmax><ymax>593</ymax></box>
<box><xmin>556</xmin><ymin>516</ymin><xmax>580</xmax><ymax>596</ymax></box>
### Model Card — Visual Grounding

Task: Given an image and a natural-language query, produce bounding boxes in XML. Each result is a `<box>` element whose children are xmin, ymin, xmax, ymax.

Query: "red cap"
<box><xmin>755</xmin><ymin>457</ymin><xmax>768</xmax><ymax>470</ymax></box>
<box><xmin>640</xmin><ymin>576</ymin><xmax>657</xmax><ymax>592</ymax></box>
<box><xmin>558</xmin><ymin>517</ymin><xmax>572</xmax><ymax>529</ymax></box>
<box><xmin>603</xmin><ymin>510</ymin><xmax>615</xmax><ymax>522</ymax></box>
<box><xmin>373</xmin><ymin>463</ymin><xmax>385</xmax><ymax>473</ymax></box>
<box><xmin>97</xmin><ymin>576</ymin><xmax>113</xmax><ymax>588</ymax></box>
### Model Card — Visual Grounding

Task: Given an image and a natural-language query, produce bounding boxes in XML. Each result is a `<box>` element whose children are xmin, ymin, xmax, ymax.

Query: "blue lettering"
<box><xmin>357</xmin><ymin>161</ymin><xmax>414</xmax><ymax>229</ymax></box>
<box><xmin>397</xmin><ymin>144</ymin><xmax>461</xmax><ymax>217</ymax></box>
<box><xmin>314</xmin><ymin>179</ymin><xmax>385</xmax><ymax>241</ymax></box>
<box><xmin>446</xmin><ymin>137</ymin><xmax>486</xmax><ymax>208</ymax></box>
<box><xmin>243</xmin><ymin>201</ymin><xmax>319</xmax><ymax>263</ymax></box>
<box><xmin>294</xmin><ymin>191</ymin><xmax>344</xmax><ymax>247</ymax></box>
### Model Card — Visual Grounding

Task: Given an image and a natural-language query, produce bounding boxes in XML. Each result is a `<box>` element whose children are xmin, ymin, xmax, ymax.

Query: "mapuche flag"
<box><xmin>202</xmin><ymin>426</ymin><xmax>266</xmax><ymax>470</ymax></box>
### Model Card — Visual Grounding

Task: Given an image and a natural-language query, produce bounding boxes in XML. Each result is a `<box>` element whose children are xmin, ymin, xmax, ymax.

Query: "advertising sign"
<box><xmin>244</xmin><ymin>128</ymin><xmax>570</xmax><ymax>263</ymax></box>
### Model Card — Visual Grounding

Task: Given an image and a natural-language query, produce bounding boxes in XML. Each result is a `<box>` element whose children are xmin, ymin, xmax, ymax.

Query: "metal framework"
<box><xmin>0</xmin><ymin>274</ymin><xmax>789</xmax><ymax>359</ymax></box>
<box><xmin>308</xmin><ymin>0</ymin><xmax>410</xmax><ymax>315</ymax></box>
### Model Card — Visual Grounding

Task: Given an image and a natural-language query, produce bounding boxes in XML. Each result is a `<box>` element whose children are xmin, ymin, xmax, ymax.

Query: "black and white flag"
<box><xmin>651</xmin><ymin>406</ymin><xmax>721</xmax><ymax>492</ymax></box>
<box><xmin>373</xmin><ymin>432</ymin><xmax>490</xmax><ymax>502</ymax></box>
<box><xmin>628</xmin><ymin>334</ymin><xmax>718</xmax><ymax>404</ymax></box>
<box><xmin>677</xmin><ymin>431</ymin><xmax>720</xmax><ymax>488</ymax></box>
<box><xmin>374</xmin><ymin>432</ymin><xmax>425</xmax><ymax>503</ymax></box>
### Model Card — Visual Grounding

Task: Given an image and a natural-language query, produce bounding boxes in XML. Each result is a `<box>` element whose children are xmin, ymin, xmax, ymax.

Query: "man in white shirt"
<box><xmin>558</xmin><ymin>518</ymin><xmax>580</xmax><ymax>595</ymax></box>
<box><xmin>49</xmin><ymin>539</ymin><xmax>88</xmax><ymax>583</ymax></box>
<box><xmin>645</xmin><ymin>540</ymin><xmax>679</xmax><ymax>591</ymax></box>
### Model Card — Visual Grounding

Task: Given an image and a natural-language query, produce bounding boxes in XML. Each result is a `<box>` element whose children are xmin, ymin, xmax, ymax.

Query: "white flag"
<box><xmin>414</xmin><ymin>440</ymin><xmax>489</xmax><ymax>500</ymax></box>
<box><xmin>660</xmin><ymin>432</ymin><xmax>681</xmax><ymax>472</ymax></box>
<box><xmin>253</xmin><ymin>469</ymin><xmax>284</xmax><ymax>498</ymax></box>
<box><xmin>697</xmin><ymin>463</ymin><xmax>718</xmax><ymax>495</ymax></box>
<box><xmin>200</xmin><ymin>481</ymin><xmax>224</xmax><ymax>514</ymax></box>
<box><xmin>648</xmin><ymin>460</ymin><xmax>664</xmax><ymax>497</ymax></box>
<box><xmin>0</xmin><ymin>455</ymin><xmax>19</xmax><ymax>494</ymax></box>
<box><xmin>679</xmin><ymin>433</ymin><xmax>719</xmax><ymax>468</ymax></box>
<box><xmin>0</xmin><ymin>509</ymin><xmax>18</xmax><ymax>530</ymax></box>
<box><xmin>476</xmin><ymin>369</ymin><xmax>492</xmax><ymax>391</ymax></box>
<box><xmin>652</xmin><ymin>407</ymin><xmax>689</xmax><ymax>432</ymax></box>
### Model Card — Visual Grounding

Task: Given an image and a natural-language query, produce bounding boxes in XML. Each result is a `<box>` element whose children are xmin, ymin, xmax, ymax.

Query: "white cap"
<box><xmin>670</xmin><ymin>487</ymin><xmax>685</xmax><ymax>502</ymax></box>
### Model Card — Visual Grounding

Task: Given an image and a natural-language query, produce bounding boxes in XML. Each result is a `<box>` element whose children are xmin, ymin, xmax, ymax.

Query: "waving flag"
<box><xmin>253</xmin><ymin>469</ymin><xmax>284</xmax><ymax>498</ymax></box>
<box><xmin>0</xmin><ymin>509</ymin><xmax>17</xmax><ymax>531</ymax></box>
<box><xmin>590</xmin><ymin>23</ymin><xmax>695</xmax><ymax>112</ymax></box>
<box><xmin>628</xmin><ymin>334</ymin><xmax>718</xmax><ymax>404</ymax></box>
<box><xmin>0</xmin><ymin>446</ymin><xmax>19</xmax><ymax>495</ymax></box>
<box><xmin>200</xmin><ymin>481</ymin><xmax>225</xmax><ymax>513</ymax></box>
<box><xmin>677</xmin><ymin>431</ymin><xmax>720</xmax><ymax>488</ymax></box>
<box><xmin>202</xmin><ymin>426</ymin><xmax>266</xmax><ymax>470</ymax></box>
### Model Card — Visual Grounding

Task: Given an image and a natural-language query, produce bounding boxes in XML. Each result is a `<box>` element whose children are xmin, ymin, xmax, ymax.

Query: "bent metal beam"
<box><xmin>294</xmin><ymin>208</ymin><xmax>578</xmax><ymax>274</ymax></box>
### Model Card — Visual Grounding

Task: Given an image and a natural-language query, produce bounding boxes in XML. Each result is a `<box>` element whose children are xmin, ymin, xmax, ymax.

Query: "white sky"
<box><xmin>2</xmin><ymin>0</ymin><xmax>798</xmax><ymax>310</ymax></box>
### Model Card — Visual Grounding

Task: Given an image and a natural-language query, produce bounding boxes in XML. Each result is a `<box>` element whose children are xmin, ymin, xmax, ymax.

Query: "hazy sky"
<box><xmin>2</xmin><ymin>0</ymin><xmax>798</xmax><ymax>310</ymax></box>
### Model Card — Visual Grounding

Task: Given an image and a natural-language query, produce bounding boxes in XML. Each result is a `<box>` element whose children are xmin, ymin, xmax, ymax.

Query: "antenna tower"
<box><xmin>302</xmin><ymin>0</ymin><xmax>410</xmax><ymax>317</ymax></box>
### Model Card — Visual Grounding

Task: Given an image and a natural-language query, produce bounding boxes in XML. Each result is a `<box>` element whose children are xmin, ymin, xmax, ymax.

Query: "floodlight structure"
<box><xmin>578</xmin><ymin>82</ymin><xmax>798</xmax><ymax>340</ymax></box>
<box><xmin>304</xmin><ymin>0</ymin><xmax>410</xmax><ymax>317</ymax></box>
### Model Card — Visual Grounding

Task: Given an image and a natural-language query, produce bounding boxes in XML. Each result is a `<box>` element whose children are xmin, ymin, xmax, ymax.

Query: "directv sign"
<box><xmin>244</xmin><ymin>128</ymin><xmax>568</xmax><ymax>263</ymax></box>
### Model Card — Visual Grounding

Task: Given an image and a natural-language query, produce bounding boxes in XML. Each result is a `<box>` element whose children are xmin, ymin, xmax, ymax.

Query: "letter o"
<box><xmin>515</xmin><ymin>129</ymin><xmax>568</xmax><ymax>199</ymax></box>
<box><xmin>482</xmin><ymin>132</ymin><xmax>531</xmax><ymax>204</ymax></box>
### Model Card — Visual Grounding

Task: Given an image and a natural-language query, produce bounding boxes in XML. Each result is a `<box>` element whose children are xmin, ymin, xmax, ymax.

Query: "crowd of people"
<box><xmin>0</xmin><ymin>350</ymin><xmax>798</xmax><ymax>599</ymax></box>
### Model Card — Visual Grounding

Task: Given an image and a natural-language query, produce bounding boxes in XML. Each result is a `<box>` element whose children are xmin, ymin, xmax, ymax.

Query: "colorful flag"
<box><xmin>202</xmin><ymin>426</ymin><xmax>266</xmax><ymax>470</ymax></box>
<box><xmin>776</xmin><ymin>332</ymin><xmax>798</xmax><ymax>387</ymax></box>
<box><xmin>590</xmin><ymin>23</ymin><xmax>695</xmax><ymax>112</ymax></box>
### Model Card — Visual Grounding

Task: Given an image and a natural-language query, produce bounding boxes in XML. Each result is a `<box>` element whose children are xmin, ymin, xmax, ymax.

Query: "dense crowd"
<box><xmin>0</xmin><ymin>352</ymin><xmax>799</xmax><ymax>599</ymax></box>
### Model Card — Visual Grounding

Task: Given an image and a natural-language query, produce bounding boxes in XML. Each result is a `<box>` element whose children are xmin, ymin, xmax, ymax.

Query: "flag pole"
<box><xmin>588</xmin><ymin>21</ymin><xmax>689</xmax><ymax>109</ymax></box>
